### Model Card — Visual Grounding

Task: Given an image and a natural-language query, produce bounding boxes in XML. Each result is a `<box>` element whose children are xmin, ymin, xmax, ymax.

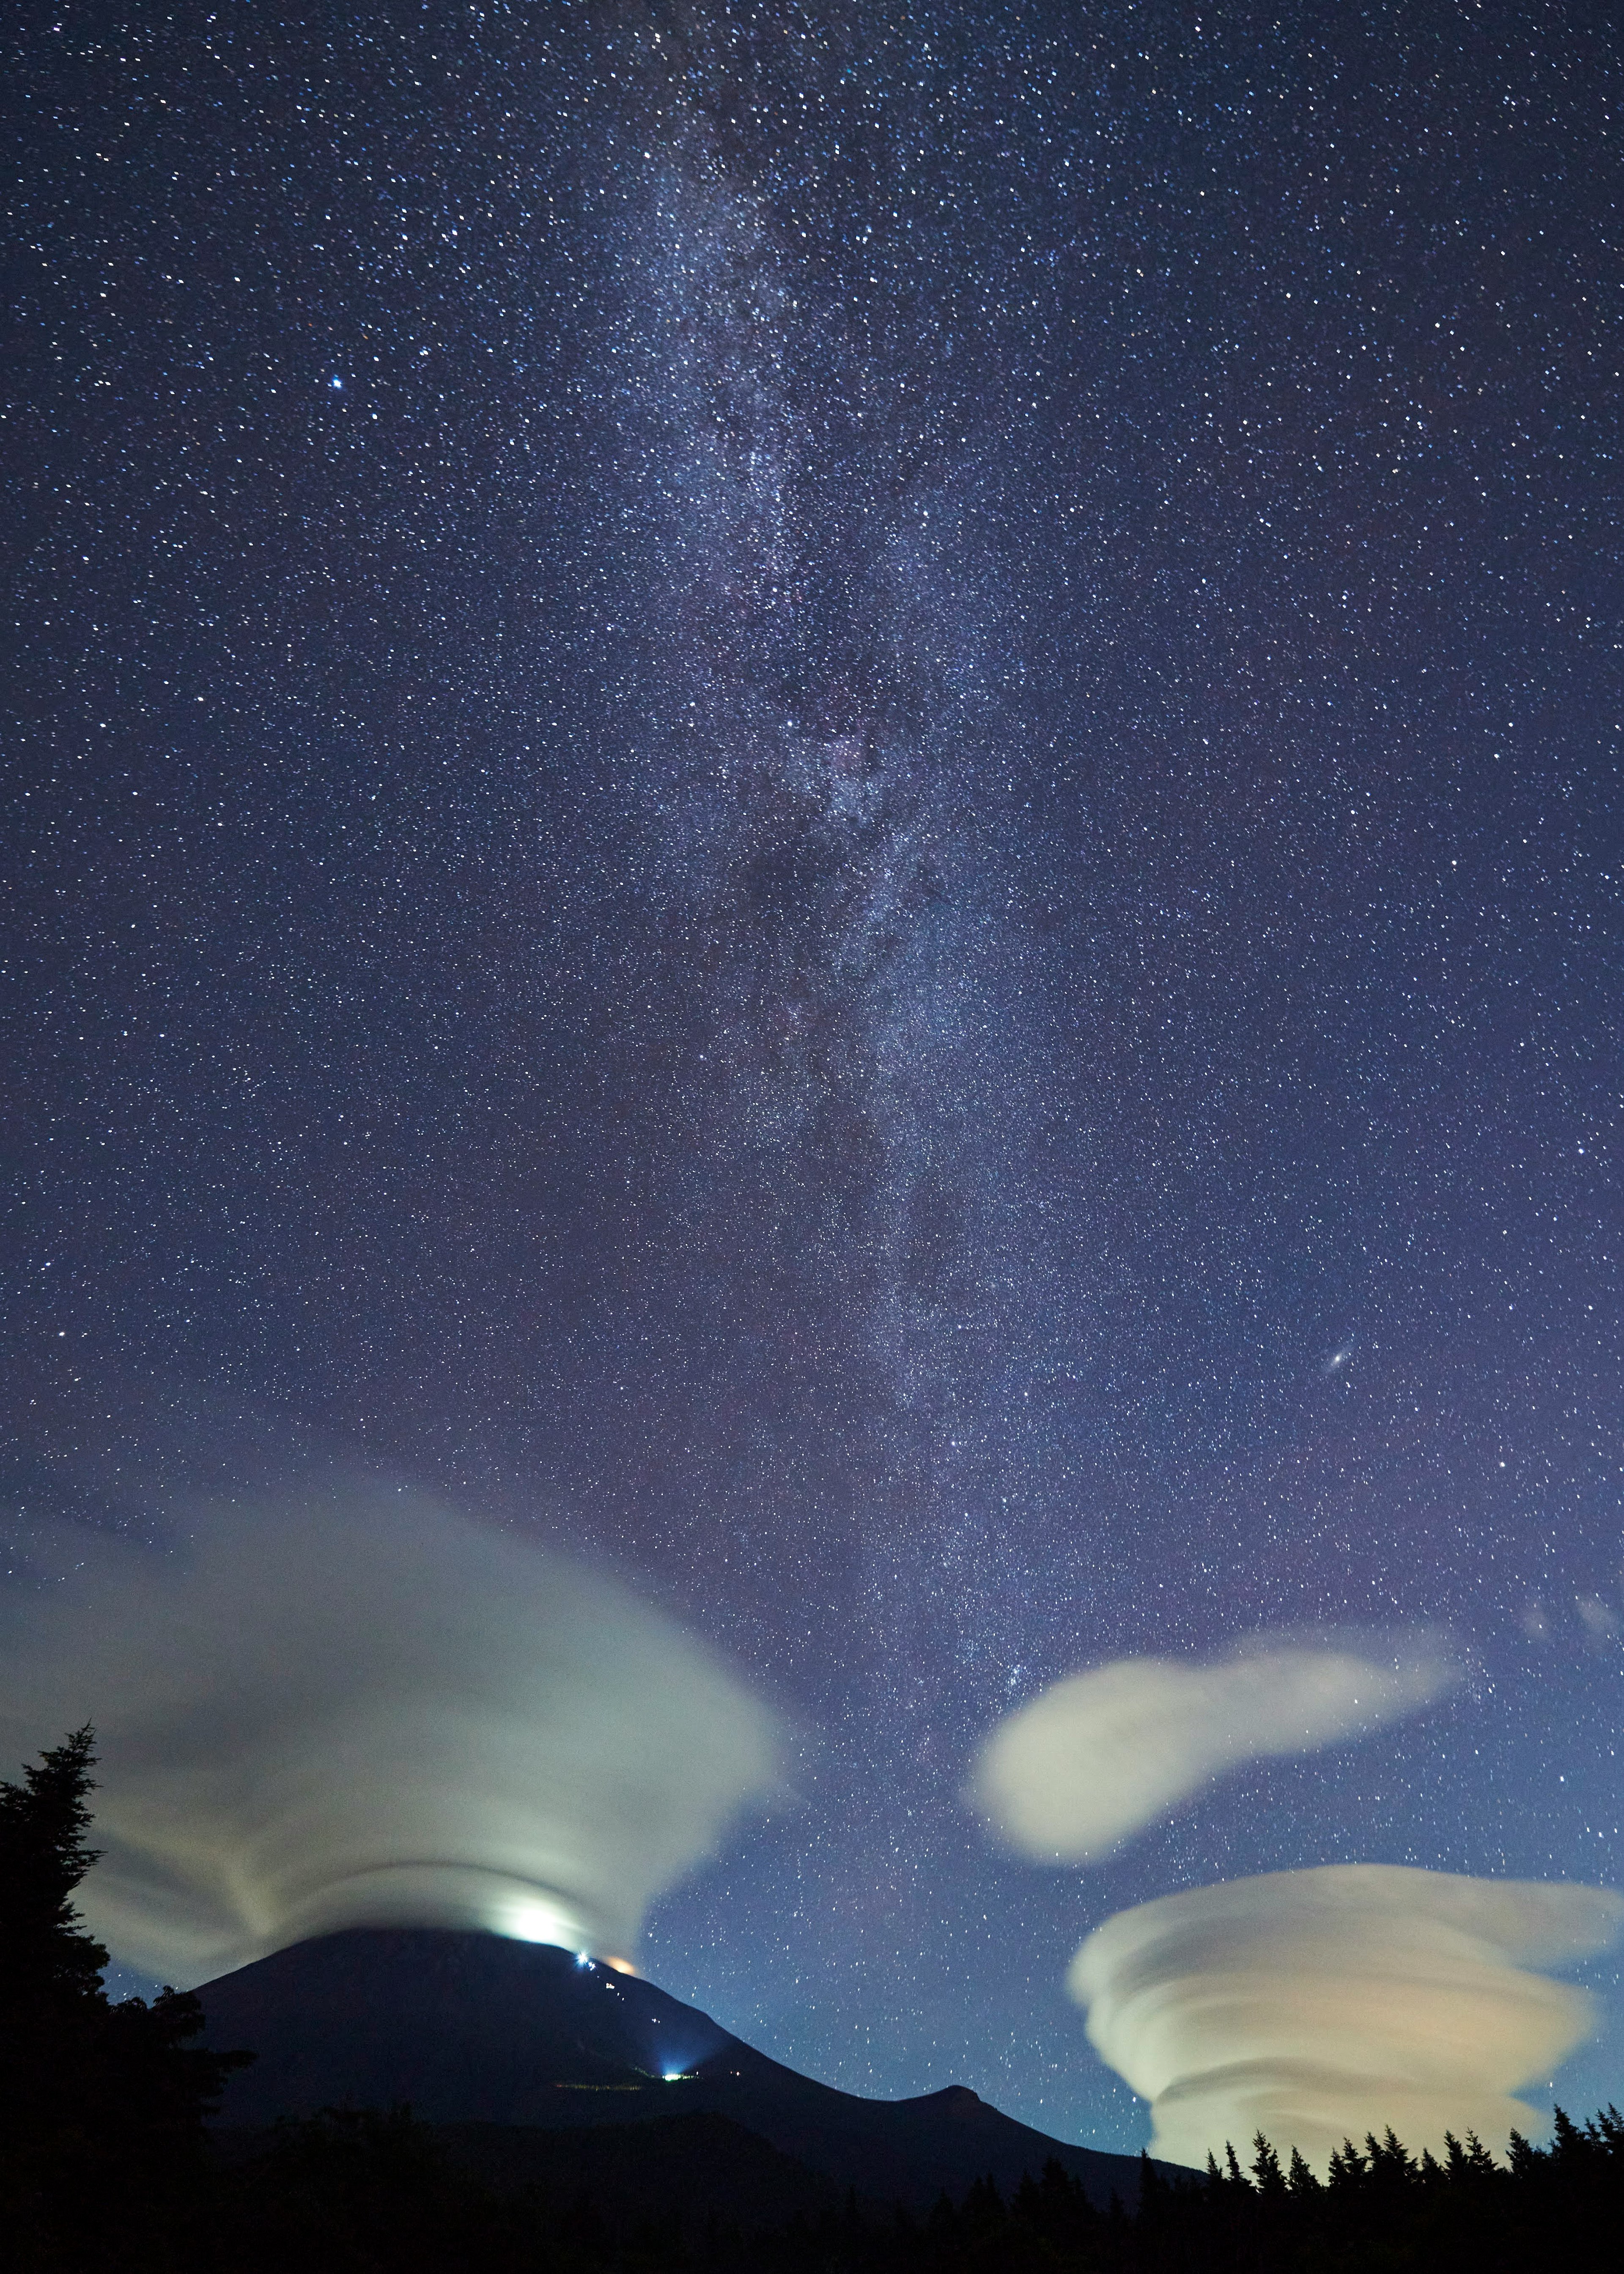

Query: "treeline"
<box><xmin>32</xmin><ymin>2094</ymin><xmax>1619</xmax><ymax>2272</ymax></box>
<box><xmin>4</xmin><ymin>1730</ymin><xmax>1622</xmax><ymax>2271</ymax></box>
<box><xmin>864</xmin><ymin>2113</ymin><xmax>1624</xmax><ymax>2274</ymax></box>
<box><xmin>191</xmin><ymin>2101</ymin><xmax>1624</xmax><ymax>2274</ymax></box>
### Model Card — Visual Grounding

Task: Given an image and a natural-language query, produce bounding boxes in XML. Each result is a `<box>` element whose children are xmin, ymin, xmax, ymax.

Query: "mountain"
<box><xmin>432</xmin><ymin>2109</ymin><xmax>850</xmax><ymax>2233</ymax></box>
<box><xmin>197</xmin><ymin>1928</ymin><xmax>1156</xmax><ymax>2212</ymax></box>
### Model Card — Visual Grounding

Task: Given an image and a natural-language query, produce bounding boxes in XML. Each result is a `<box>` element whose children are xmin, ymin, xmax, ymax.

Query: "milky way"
<box><xmin>5</xmin><ymin>1</ymin><xmax>1623</xmax><ymax>2148</ymax></box>
<box><xmin>581</xmin><ymin>42</ymin><xmax>1056</xmax><ymax>1702</ymax></box>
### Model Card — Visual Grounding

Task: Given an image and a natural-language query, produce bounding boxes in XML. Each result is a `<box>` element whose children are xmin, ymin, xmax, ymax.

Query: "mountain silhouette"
<box><xmin>198</xmin><ymin>1928</ymin><xmax>1157</xmax><ymax>2211</ymax></box>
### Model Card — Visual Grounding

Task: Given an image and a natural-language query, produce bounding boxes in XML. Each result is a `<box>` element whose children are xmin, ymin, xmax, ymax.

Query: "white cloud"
<box><xmin>0</xmin><ymin>1485</ymin><xmax>782</xmax><ymax>1985</ymax></box>
<box><xmin>969</xmin><ymin>1637</ymin><xmax>1459</xmax><ymax>1861</ymax></box>
<box><xmin>1071</xmin><ymin>1865</ymin><xmax>1624</xmax><ymax>2171</ymax></box>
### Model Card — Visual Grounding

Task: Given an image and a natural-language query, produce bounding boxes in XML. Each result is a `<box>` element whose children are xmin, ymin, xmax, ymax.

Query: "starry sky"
<box><xmin>5</xmin><ymin>0</ymin><xmax>1623</xmax><ymax>2153</ymax></box>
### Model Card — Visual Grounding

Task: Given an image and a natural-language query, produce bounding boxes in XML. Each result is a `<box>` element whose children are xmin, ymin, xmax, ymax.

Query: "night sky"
<box><xmin>5</xmin><ymin>0</ymin><xmax>1623</xmax><ymax>2153</ymax></box>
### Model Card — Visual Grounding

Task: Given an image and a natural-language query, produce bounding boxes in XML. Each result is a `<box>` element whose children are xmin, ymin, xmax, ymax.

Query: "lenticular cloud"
<box><xmin>0</xmin><ymin>1488</ymin><xmax>782</xmax><ymax>1985</ymax></box>
<box><xmin>969</xmin><ymin>1636</ymin><xmax>1458</xmax><ymax>1861</ymax></box>
<box><xmin>1071</xmin><ymin>1865</ymin><xmax>1624</xmax><ymax>2171</ymax></box>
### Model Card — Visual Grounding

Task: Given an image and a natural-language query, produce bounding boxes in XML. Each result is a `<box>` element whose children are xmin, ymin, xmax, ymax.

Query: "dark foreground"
<box><xmin>14</xmin><ymin>2097</ymin><xmax>1624</xmax><ymax>2272</ymax></box>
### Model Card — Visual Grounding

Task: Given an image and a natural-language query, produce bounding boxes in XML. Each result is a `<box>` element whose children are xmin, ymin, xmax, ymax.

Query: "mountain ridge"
<box><xmin>196</xmin><ymin>1927</ymin><xmax>1162</xmax><ymax>2211</ymax></box>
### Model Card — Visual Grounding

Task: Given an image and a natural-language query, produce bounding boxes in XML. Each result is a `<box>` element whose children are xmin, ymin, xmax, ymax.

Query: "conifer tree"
<box><xmin>0</xmin><ymin>1725</ymin><xmax>109</xmax><ymax>2020</ymax></box>
<box><xmin>1327</xmin><ymin>2137</ymin><xmax>1367</xmax><ymax>2191</ymax></box>
<box><xmin>1286</xmin><ymin>2145</ymin><xmax>1321</xmax><ymax>2196</ymax></box>
<box><xmin>1250</xmin><ymin>2133</ymin><xmax>1287</xmax><ymax>2197</ymax></box>
<box><xmin>0</xmin><ymin>1728</ymin><xmax>250</xmax><ymax>2269</ymax></box>
<box><xmin>1507</xmin><ymin>2128</ymin><xmax>1542</xmax><ymax>2178</ymax></box>
<box><xmin>1462</xmin><ymin>2130</ymin><xmax>1500</xmax><ymax>2178</ymax></box>
<box><xmin>1550</xmin><ymin>2106</ymin><xmax>1588</xmax><ymax>2165</ymax></box>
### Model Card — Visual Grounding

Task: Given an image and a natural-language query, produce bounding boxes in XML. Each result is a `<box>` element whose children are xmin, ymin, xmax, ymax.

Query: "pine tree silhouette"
<box><xmin>0</xmin><ymin>1727</ymin><xmax>251</xmax><ymax>2270</ymax></box>
<box><xmin>1286</xmin><ymin>2145</ymin><xmax>1321</xmax><ymax>2196</ymax></box>
<box><xmin>0</xmin><ymin>1726</ymin><xmax>108</xmax><ymax>2016</ymax></box>
<box><xmin>1250</xmin><ymin>2132</ymin><xmax>1288</xmax><ymax>2197</ymax></box>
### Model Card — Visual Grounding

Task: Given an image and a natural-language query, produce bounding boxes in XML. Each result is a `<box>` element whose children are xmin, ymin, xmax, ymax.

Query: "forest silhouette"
<box><xmin>3</xmin><ymin>1730</ymin><xmax>1621</xmax><ymax>2271</ymax></box>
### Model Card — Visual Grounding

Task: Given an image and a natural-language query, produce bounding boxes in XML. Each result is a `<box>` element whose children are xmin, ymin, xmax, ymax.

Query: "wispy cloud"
<box><xmin>0</xmin><ymin>1485</ymin><xmax>782</xmax><ymax>1985</ymax></box>
<box><xmin>969</xmin><ymin>1636</ymin><xmax>1459</xmax><ymax>1860</ymax></box>
<box><xmin>1072</xmin><ymin>1865</ymin><xmax>1624</xmax><ymax>2170</ymax></box>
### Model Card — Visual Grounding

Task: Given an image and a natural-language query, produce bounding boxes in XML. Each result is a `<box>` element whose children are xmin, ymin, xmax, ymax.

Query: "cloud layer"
<box><xmin>1071</xmin><ymin>1865</ymin><xmax>1624</xmax><ymax>2170</ymax></box>
<box><xmin>0</xmin><ymin>1486</ymin><xmax>782</xmax><ymax>1985</ymax></box>
<box><xmin>970</xmin><ymin>1637</ymin><xmax>1459</xmax><ymax>1860</ymax></box>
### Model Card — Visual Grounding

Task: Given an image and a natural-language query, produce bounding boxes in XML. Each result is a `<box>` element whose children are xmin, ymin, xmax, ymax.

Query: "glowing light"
<box><xmin>603</xmin><ymin>1955</ymin><xmax>637</xmax><ymax>1976</ymax></box>
<box><xmin>496</xmin><ymin>1893</ymin><xmax>579</xmax><ymax>1949</ymax></box>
